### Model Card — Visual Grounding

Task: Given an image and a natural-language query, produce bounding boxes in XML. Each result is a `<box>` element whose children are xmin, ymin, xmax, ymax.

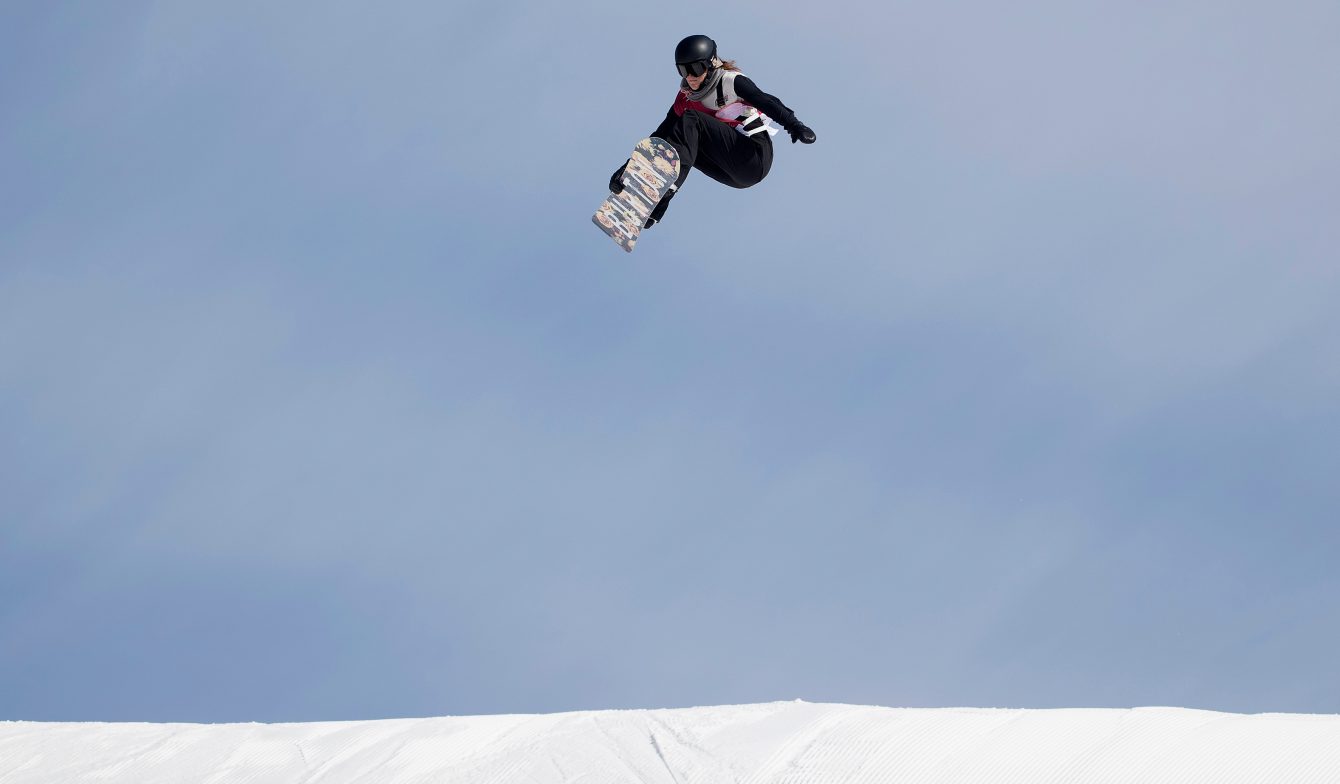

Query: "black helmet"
<box><xmin>675</xmin><ymin>35</ymin><xmax>717</xmax><ymax>77</ymax></box>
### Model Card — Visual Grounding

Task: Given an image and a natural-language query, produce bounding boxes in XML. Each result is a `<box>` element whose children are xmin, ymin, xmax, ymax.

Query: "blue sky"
<box><xmin>3</xmin><ymin>1</ymin><xmax>1338</xmax><ymax>722</ymax></box>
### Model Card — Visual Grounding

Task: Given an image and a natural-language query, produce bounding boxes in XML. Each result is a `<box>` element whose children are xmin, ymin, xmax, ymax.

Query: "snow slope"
<box><xmin>3</xmin><ymin>700</ymin><xmax>1339</xmax><ymax>783</ymax></box>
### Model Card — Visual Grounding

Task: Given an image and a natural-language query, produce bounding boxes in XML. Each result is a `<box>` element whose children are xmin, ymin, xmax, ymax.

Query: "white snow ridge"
<box><xmin>3</xmin><ymin>700</ymin><xmax>1340</xmax><ymax>783</ymax></box>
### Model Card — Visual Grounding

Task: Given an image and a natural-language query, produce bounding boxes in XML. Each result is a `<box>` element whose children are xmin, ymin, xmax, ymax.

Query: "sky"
<box><xmin>2</xmin><ymin>0</ymin><xmax>1338</xmax><ymax>723</ymax></box>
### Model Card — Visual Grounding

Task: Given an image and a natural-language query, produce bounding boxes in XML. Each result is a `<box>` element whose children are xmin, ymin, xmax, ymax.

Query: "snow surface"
<box><xmin>3</xmin><ymin>700</ymin><xmax>1340</xmax><ymax>783</ymax></box>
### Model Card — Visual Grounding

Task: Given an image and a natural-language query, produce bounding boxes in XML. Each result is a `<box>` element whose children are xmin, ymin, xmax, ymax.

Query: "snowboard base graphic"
<box><xmin>592</xmin><ymin>138</ymin><xmax>681</xmax><ymax>252</ymax></box>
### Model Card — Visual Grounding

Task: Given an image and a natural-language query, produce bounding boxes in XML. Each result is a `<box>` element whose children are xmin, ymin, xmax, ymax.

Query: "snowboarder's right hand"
<box><xmin>609</xmin><ymin>160</ymin><xmax>629</xmax><ymax>194</ymax></box>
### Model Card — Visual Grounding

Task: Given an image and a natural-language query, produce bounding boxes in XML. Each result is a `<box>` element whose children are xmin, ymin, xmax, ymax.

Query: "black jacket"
<box><xmin>651</xmin><ymin>74</ymin><xmax>802</xmax><ymax>140</ymax></box>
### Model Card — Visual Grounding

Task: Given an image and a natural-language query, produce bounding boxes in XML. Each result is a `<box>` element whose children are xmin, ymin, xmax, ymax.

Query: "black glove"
<box><xmin>789</xmin><ymin>124</ymin><xmax>817</xmax><ymax>144</ymax></box>
<box><xmin>643</xmin><ymin>188</ymin><xmax>676</xmax><ymax>229</ymax></box>
<box><xmin>609</xmin><ymin>159</ymin><xmax>629</xmax><ymax>193</ymax></box>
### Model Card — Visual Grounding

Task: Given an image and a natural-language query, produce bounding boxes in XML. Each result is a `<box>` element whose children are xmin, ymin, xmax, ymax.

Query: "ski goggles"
<box><xmin>676</xmin><ymin>59</ymin><xmax>712</xmax><ymax>78</ymax></box>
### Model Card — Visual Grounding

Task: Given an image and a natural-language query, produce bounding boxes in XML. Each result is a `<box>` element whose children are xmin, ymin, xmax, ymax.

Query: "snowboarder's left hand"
<box><xmin>790</xmin><ymin>124</ymin><xmax>817</xmax><ymax>144</ymax></box>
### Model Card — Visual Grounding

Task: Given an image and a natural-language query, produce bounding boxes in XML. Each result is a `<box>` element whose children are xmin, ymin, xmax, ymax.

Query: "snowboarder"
<box><xmin>608</xmin><ymin>35</ymin><xmax>817</xmax><ymax>230</ymax></box>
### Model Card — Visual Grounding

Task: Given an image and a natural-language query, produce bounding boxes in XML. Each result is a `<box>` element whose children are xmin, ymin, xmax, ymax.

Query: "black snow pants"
<box><xmin>663</xmin><ymin>109</ymin><xmax>773</xmax><ymax>190</ymax></box>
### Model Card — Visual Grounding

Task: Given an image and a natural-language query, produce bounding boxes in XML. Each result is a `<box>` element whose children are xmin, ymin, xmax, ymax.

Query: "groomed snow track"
<box><xmin>3</xmin><ymin>700</ymin><xmax>1339</xmax><ymax>783</ymax></box>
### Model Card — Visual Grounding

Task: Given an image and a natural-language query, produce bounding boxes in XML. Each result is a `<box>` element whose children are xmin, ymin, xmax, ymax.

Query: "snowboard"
<box><xmin>592</xmin><ymin>137</ymin><xmax>680</xmax><ymax>252</ymax></box>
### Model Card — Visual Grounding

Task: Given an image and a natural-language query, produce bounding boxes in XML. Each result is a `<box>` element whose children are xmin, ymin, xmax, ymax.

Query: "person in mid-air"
<box><xmin>609</xmin><ymin>35</ymin><xmax>817</xmax><ymax>229</ymax></box>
